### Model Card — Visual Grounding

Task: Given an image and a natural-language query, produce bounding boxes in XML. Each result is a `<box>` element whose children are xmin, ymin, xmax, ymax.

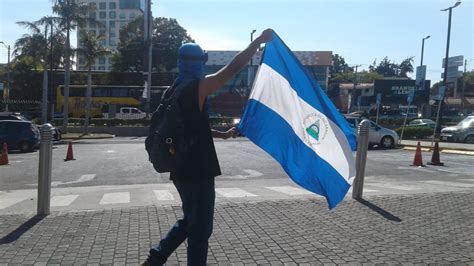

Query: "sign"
<box><xmin>376</xmin><ymin>93</ymin><xmax>382</xmax><ymax>105</ymax></box>
<box><xmin>374</xmin><ymin>79</ymin><xmax>430</xmax><ymax>107</ymax></box>
<box><xmin>434</xmin><ymin>86</ymin><xmax>446</xmax><ymax>101</ymax></box>
<box><xmin>442</xmin><ymin>55</ymin><xmax>464</xmax><ymax>68</ymax></box>
<box><xmin>407</xmin><ymin>91</ymin><xmax>414</xmax><ymax>104</ymax></box>
<box><xmin>416</xmin><ymin>66</ymin><xmax>426</xmax><ymax>87</ymax></box>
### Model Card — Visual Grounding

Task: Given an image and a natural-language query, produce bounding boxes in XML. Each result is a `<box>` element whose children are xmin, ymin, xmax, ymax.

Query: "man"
<box><xmin>143</xmin><ymin>29</ymin><xmax>273</xmax><ymax>265</ymax></box>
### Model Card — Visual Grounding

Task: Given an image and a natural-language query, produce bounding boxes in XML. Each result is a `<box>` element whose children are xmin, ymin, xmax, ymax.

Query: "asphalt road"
<box><xmin>1</xmin><ymin>137</ymin><xmax>472</xmax><ymax>190</ymax></box>
<box><xmin>1</xmin><ymin>137</ymin><xmax>474</xmax><ymax>214</ymax></box>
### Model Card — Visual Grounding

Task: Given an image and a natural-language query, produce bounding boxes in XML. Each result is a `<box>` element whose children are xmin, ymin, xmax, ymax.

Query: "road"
<box><xmin>1</xmin><ymin>137</ymin><xmax>473</xmax><ymax>214</ymax></box>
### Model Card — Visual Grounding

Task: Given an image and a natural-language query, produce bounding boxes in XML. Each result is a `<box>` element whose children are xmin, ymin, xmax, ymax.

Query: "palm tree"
<box><xmin>75</xmin><ymin>32</ymin><xmax>111</xmax><ymax>134</ymax></box>
<box><xmin>14</xmin><ymin>22</ymin><xmax>46</xmax><ymax>70</ymax></box>
<box><xmin>51</xmin><ymin>0</ymin><xmax>96</xmax><ymax>131</ymax></box>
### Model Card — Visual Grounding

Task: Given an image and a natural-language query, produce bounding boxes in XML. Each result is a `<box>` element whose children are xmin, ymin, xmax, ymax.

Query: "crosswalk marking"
<box><xmin>216</xmin><ymin>188</ymin><xmax>257</xmax><ymax>198</ymax></box>
<box><xmin>266</xmin><ymin>186</ymin><xmax>313</xmax><ymax>195</ymax></box>
<box><xmin>51</xmin><ymin>195</ymin><xmax>79</xmax><ymax>207</ymax></box>
<box><xmin>421</xmin><ymin>180</ymin><xmax>474</xmax><ymax>188</ymax></box>
<box><xmin>154</xmin><ymin>190</ymin><xmax>175</xmax><ymax>201</ymax></box>
<box><xmin>0</xmin><ymin>196</ymin><xmax>27</xmax><ymax>210</ymax></box>
<box><xmin>369</xmin><ymin>183</ymin><xmax>420</xmax><ymax>191</ymax></box>
<box><xmin>99</xmin><ymin>192</ymin><xmax>130</xmax><ymax>205</ymax></box>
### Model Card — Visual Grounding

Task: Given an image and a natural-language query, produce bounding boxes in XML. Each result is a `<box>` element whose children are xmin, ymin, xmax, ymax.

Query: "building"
<box><xmin>76</xmin><ymin>0</ymin><xmax>143</xmax><ymax>71</ymax></box>
<box><xmin>205</xmin><ymin>50</ymin><xmax>332</xmax><ymax>117</ymax></box>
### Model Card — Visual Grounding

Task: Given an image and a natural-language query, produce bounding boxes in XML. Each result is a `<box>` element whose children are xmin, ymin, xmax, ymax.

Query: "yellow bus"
<box><xmin>56</xmin><ymin>85</ymin><xmax>169</xmax><ymax>117</ymax></box>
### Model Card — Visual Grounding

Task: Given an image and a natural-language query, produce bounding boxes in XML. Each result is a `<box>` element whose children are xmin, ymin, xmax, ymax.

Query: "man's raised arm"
<box><xmin>197</xmin><ymin>29</ymin><xmax>273</xmax><ymax>110</ymax></box>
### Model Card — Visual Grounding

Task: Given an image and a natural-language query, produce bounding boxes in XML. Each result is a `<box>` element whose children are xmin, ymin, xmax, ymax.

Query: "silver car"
<box><xmin>344</xmin><ymin>115</ymin><xmax>399</xmax><ymax>149</ymax></box>
<box><xmin>440</xmin><ymin>116</ymin><xmax>474</xmax><ymax>144</ymax></box>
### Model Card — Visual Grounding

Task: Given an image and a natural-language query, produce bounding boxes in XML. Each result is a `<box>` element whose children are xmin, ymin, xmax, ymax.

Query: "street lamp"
<box><xmin>250</xmin><ymin>29</ymin><xmax>256</xmax><ymax>66</ymax></box>
<box><xmin>437</xmin><ymin>0</ymin><xmax>461</xmax><ymax>135</ymax></box>
<box><xmin>0</xmin><ymin>41</ymin><xmax>11</xmax><ymax>112</ymax></box>
<box><xmin>420</xmin><ymin>35</ymin><xmax>430</xmax><ymax>67</ymax></box>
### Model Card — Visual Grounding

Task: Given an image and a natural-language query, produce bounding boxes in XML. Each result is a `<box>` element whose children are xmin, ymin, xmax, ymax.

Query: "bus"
<box><xmin>56</xmin><ymin>85</ymin><xmax>169</xmax><ymax>118</ymax></box>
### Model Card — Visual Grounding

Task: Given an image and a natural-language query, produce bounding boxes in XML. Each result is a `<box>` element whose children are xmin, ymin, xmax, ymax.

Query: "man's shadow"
<box><xmin>356</xmin><ymin>198</ymin><xmax>402</xmax><ymax>222</ymax></box>
<box><xmin>0</xmin><ymin>215</ymin><xmax>46</xmax><ymax>245</ymax></box>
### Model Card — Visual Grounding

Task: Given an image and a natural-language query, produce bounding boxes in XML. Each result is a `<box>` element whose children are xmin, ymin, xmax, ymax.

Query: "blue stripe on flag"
<box><xmin>261</xmin><ymin>32</ymin><xmax>356</xmax><ymax>150</ymax></box>
<box><xmin>240</xmin><ymin>99</ymin><xmax>351</xmax><ymax>209</ymax></box>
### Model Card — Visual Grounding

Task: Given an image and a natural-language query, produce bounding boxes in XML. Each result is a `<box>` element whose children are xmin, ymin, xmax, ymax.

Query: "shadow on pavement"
<box><xmin>356</xmin><ymin>198</ymin><xmax>402</xmax><ymax>222</ymax></box>
<box><xmin>0</xmin><ymin>215</ymin><xmax>46</xmax><ymax>245</ymax></box>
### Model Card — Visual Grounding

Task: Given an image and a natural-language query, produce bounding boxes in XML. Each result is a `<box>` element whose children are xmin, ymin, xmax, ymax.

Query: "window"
<box><xmin>109</xmin><ymin>21</ymin><xmax>116</xmax><ymax>28</ymax></box>
<box><xmin>119</xmin><ymin>0</ymin><xmax>140</xmax><ymax>9</ymax></box>
<box><xmin>119</xmin><ymin>12</ymin><xmax>126</xmax><ymax>19</ymax></box>
<box><xmin>109</xmin><ymin>2</ymin><xmax>116</xmax><ymax>9</ymax></box>
<box><xmin>89</xmin><ymin>12</ymin><xmax>96</xmax><ymax>19</ymax></box>
<box><xmin>109</xmin><ymin>38</ymin><xmax>116</xmax><ymax>46</ymax></box>
<box><xmin>98</xmin><ymin>66</ymin><xmax>105</xmax><ymax>71</ymax></box>
<box><xmin>129</xmin><ymin>12</ymin><xmax>135</xmax><ymax>19</ymax></box>
<box><xmin>109</xmin><ymin>11</ymin><xmax>116</xmax><ymax>19</ymax></box>
<box><xmin>99</xmin><ymin>11</ymin><xmax>106</xmax><ymax>19</ymax></box>
<box><xmin>122</xmin><ymin>108</ymin><xmax>130</xmax><ymax>113</ymax></box>
<box><xmin>109</xmin><ymin>31</ymin><xmax>115</xmax><ymax>37</ymax></box>
<box><xmin>131</xmin><ymin>109</ymin><xmax>139</xmax><ymax>114</ymax></box>
<box><xmin>99</xmin><ymin>2</ymin><xmax>106</xmax><ymax>9</ymax></box>
<box><xmin>99</xmin><ymin>39</ymin><xmax>106</xmax><ymax>46</ymax></box>
<box><xmin>89</xmin><ymin>2</ymin><xmax>97</xmax><ymax>9</ymax></box>
<box><xmin>99</xmin><ymin>57</ymin><xmax>106</xmax><ymax>64</ymax></box>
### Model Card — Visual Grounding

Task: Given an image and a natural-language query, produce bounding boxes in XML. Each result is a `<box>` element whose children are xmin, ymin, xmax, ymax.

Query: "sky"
<box><xmin>0</xmin><ymin>0</ymin><xmax>473</xmax><ymax>83</ymax></box>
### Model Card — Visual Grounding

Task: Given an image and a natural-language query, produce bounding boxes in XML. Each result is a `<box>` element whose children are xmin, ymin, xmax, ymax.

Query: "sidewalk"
<box><xmin>400</xmin><ymin>139</ymin><xmax>474</xmax><ymax>155</ymax></box>
<box><xmin>62</xmin><ymin>133</ymin><xmax>115</xmax><ymax>140</ymax></box>
<box><xmin>1</xmin><ymin>192</ymin><xmax>473</xmax><ymax>264</ymax></box>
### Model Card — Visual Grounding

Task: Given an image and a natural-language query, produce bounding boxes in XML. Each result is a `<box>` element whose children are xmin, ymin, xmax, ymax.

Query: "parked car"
<box><xmin>0</xmin><ymin>120</ymin><xmax>40</xmax><ymax>152</ymax></box>
<box><xmin>0</xmin><ymin>112</ymin><xmax>61</xmax><ymax>141</ymax></box>
<box><xmin>408</xmin><ymin>119</ymin><xmax>436</xmax><ymax>128</ymax></box>
<box><xmin>440</xmin><ymin>116</ymin><xmax>474</xmax><ymax>144</ymax></box>
<box><xmin>344</xmin><ymin>115</ymin><xmax>399</xmax><ymax>149</ymax></box>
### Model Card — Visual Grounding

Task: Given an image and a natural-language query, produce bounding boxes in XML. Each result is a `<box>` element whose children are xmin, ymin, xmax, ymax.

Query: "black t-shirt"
<box><xmin>170</xmin><ymin>79</ymin><xmax>221</xmax><ymax>181</ymax></box>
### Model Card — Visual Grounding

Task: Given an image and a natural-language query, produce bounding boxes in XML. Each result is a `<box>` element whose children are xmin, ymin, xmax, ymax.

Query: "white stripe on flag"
<box><xmin>249</xmin><ymin>64</ymin><xmax>355</xmax><ymax>183</ymax></box>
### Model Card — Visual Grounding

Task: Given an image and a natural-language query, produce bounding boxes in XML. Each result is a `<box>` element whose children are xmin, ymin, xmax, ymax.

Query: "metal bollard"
<box><xmin>352</xmin><ymin>119</ymin><xmax>370</xmax><ymax>200</ymax></box>
<box><xmin>37</xmin><ymin>123</ymin><xmax>53</xmax><ymax>215</ymax></box>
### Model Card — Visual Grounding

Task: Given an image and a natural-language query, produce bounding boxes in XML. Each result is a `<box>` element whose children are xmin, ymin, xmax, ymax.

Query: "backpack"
<box><xmin>145</xmin><ymin>80</ymin><xmax>193</xmax><ymax>173</ymax></box>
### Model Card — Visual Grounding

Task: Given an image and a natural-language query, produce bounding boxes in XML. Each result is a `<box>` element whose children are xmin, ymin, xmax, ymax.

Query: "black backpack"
<box><xmin>145</xmin><ymin>80</ymin><xmax>193</xmax><ymax>173</ymax></box>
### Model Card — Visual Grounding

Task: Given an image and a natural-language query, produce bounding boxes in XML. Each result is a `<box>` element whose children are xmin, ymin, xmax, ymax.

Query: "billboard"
<box><xmin>372</xmin><ymin>79</ymin><xmax>430</xmax><ymax>107</ymax></box>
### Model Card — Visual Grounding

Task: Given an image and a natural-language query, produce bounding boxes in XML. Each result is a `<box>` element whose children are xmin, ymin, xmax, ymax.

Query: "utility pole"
<box><xmin>0</xmin><ymin>41</ymin><xmax>11</xmax><ymax>112</ymax></box>
<box><xmin>351</xmin><ymin>64</ymin><xmax>361</xmax><ymax>113</ymax></box>
<box><xmin>461</xmin><ymin>59</ymin><xmax>467</xmax><ymax>113</ymax></box>
<box><xmin>143</xmin><ymin>0</ymin><xmax>153</xmax><ymax>118</ymax></box>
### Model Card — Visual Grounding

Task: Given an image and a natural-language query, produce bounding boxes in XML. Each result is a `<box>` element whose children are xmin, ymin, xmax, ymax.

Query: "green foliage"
<box><xmin>395</xmin><ymin>126</ymin><xmax>433</xmax><ymax>139</ymax></box>
<box><xmin>330</xmin><ymin>54</ymin><xmax>352</xmax><ymax>76</ymax></box>
<box><xmin>369</xmin><ymin>56</ymin><xmax>414</xmax><ymax>78</ymax></box>
<box><xmin>112</xmin><ymin>16</ymin><xmax>193</xmax><ymax>72</ymax></box>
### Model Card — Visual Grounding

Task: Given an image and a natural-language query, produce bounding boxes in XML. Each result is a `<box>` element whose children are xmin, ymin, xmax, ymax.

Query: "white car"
<box><xmin>344</xmin><ymin>115</ymin><xmax>399</xmax><ymax>149</ymax></box>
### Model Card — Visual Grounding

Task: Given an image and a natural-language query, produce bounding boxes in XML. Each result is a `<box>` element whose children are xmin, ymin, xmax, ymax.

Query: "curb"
<box><xmin>401</xmin><ymin>145</ymin><xmax>474</xmax><ymax>156</ymax></box>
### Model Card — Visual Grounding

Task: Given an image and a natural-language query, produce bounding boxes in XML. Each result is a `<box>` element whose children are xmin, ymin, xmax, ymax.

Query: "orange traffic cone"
<box><xmin>64</xmin><ymin>141</ymin><xmax>75</xmax><ymax>161</ymax></box>
<box><xmin>428</xmin><ymin>141</ymin><xmax>444</xmax><ymax>166</ymax></box>
<box><xmin>411</xmin><ymin>141</ymin><xmax>425</xmax><ymax>167</ymax></box>
<box><xmin>0</xmin><ymin>143</ymin><xmax>9</xmax><ymax>165</ymax></box>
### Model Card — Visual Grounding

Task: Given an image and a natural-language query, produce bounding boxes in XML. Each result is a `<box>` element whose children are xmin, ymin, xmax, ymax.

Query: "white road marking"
<box><xmin>105</xmin><ymin>150</ymin><xmax>116</xmax><ymax>153</ymax></box>
<box><xmin>421</xmin><ymin>180</ymin><xmax>474</xmax><ymax>188</ymax></box>
<box><xmin>459</xmin><ymin>179</ymin><xmax>474</xmax><ymax>182</ymax></box>
<box><xmin>99</xmin><ymin>192</ymin><xmax>130</xmax><ymax>205</ymax></box>
<box><xmin>369</xmin><ymin>183</ymin><xmax>420</xmax><ymax>191</ymax></box>
<box><xmin>348</xmin><ymin>188</ymin><xmax>378</xmax><ymax>193</ymax></box>
<box><xmin>51</xmin><ymin>174</ymin><xmax>96</xmax><ymax>187</ymax></box>
<box><xmin>51</xmin><ymin>195</ymin><xmax>79</xmax><ymax>207</ymax></box>
<box><xmin>220</xmin><ymin>169</ymin><xmax>263</xmax><ymax>179</ymax></box>
<box><xmin>266</xmin><ymin>186</ymin><xmax>313</xmax><ymax>195</ymax></box>
<box><xmin>216</xmin><ymin>188</ymin><xmax>257</xmax><ymax>198</ymax></box>
<box><xmin>0</xmin><ymin>196</ymin><xmax>28</xmax><ymax>210</ymax></box>
<box><xmin>397</xmin><ymin>166</ymin><xmax>437</xmax><ymax>173</ymax></box>
<box><xmin>154</xmin><ymin>190</ymin><xmax>174</xmax><ymax>201</ymax></box>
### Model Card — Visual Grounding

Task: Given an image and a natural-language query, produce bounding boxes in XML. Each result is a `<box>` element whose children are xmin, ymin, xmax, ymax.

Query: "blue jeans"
<box><xmin>147</xmin><ymin>177</ymin><xmax>215</xmax><ymax>265</ymax></box>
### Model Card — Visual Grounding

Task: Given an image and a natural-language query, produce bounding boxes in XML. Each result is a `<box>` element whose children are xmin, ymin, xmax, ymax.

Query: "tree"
<box><xmin>75</xmin><ymin>32</ymin><xmax>111</xmax><ymax>134</ymax></box>
<box><xmin>330</xmin><ymin>54</ymin><xmax>352</xmax><ymax>76</ymax></box>
<box><xmin>13</xmin><ymin>22</ymin><xmax>46</xmax><ymax>70</ymax></box>
<box><xmin>112</xmin><ymin>16</ymin><xmax>194</xmax><ymax>72</ymax></box>
<box><xmin>52</xmin><ymin>0</ymin><xmax>97</xmax><ymax>131</ymax></box>
<box><xmin>369</xmin><ymin>56</ymin><xmax>414</xmax><ymax>78</ymax></box>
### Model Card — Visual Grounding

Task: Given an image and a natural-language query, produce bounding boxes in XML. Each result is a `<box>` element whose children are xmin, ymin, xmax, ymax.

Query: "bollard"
<box><xmin>352</xmin><ymin>119</ymin><xmax>370</xmax><ymax>200</ymax></box>
<box><xmin>37</xmin><ymin>123</ymin><xmax>53</xmax><ymax>215</ymax></box>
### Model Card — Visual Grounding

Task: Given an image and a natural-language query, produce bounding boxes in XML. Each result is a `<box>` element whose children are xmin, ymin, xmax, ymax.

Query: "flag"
<box><xmin>239</xmin><ymin>32</ymin><xmax>357</xmax><ymax>209</ymax></box>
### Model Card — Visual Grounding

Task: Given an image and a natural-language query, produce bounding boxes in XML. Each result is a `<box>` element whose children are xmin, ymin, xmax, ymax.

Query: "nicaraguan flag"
<box><xmin>239</xmin><ymin>32</ymin><xmax>357</xmax><ymax>209</ymax></box>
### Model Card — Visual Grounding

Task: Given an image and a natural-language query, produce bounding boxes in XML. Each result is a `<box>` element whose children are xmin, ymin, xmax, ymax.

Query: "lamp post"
<box><xmin>0</xmin><ymin>41</ymin><xmax>11</xmax><ymax>112</ymax></box>
<box><xmin>250</xmin><ymin>29</ymin><xmax>256</xmax><ymax>66</ymax></box>
<box><xmin>437</xmin><ymin>0</ymin><xmax>461</xmax><ymax>135</ymax></box>
<box><xmin>247</xmin><ymin>29</ymin><xmax>257</xmax><ymax>95</ymax></box>
<box><xmin>420</xmin><ymin>35</ymin><xmax>430</xmax><ymax>67</ymax></box>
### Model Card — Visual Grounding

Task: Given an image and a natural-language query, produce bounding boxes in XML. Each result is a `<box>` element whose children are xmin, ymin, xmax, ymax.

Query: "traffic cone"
<box><xmin>64</xmin><ymin>141</ymin><xmax>75</xmax><ymax>161</ymax></box>
<box><xmin>0</xmin><ymin>143</ymin><xmax>9</xmax><ymax>165</ymax></box>
<box><xmin>411</xmin><ymin>141</ymin><xmax>425</xmax><ymax>167</ymax></box>
<box><xmin>428</xmin><ymin>141</ymin><xmax>444</xmax><ymax>166</ymax></box>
